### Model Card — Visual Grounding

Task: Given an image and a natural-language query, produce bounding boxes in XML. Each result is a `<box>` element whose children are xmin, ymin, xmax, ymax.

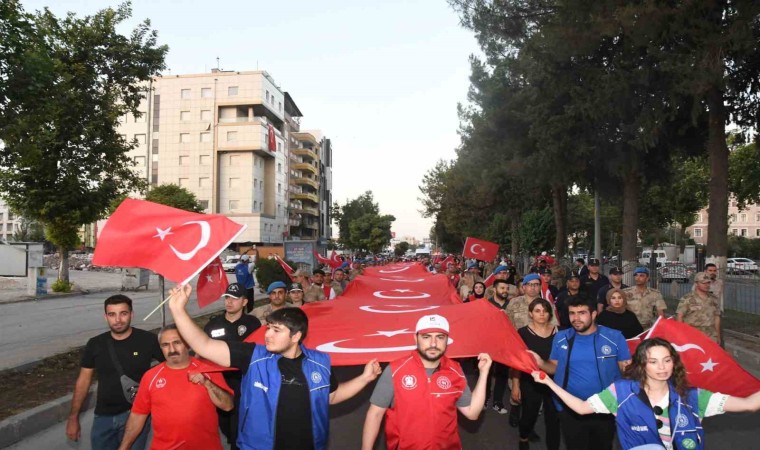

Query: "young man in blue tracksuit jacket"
<box><xmin>167</xmin><ymin>282</ymin><xmax>381</xmax><ymax>450</ymax></box>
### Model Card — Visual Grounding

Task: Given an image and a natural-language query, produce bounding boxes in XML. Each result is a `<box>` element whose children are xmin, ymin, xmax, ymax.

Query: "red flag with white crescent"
<box><xmin>196</xmin><ymin>257</ymin><xmax>228</xmax><ymax>308</ymax></box>
<box><xmin>483</xmin><ymin>272</ymin><xmax>495</xmax><ymax>287</ymax></box>
<box><xmin>274</xmin><ymin>254</ymin><xmax>295</xmax><ymax>281</ymax></box>
<box><xmin>93</xmin><ymin>199</ymin><xmax>245</xmax><ymax>284</ymax></box>
<box><xmin>643</xmin><ymin>318</ymin><xmax>760</xmax><ymax>397</ymax></box>
<box><xmin>246</xmin><ymin>263</ymin><xmax>538</xmax><ymax>373</ymax></box>
<box><xmin>462</xmin><ymin>237</ymin><xmax>499</xmax><ymax>261</ymax></box>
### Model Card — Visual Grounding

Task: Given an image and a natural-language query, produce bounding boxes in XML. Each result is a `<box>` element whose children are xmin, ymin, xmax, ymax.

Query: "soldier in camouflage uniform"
<box><xmin>507</xmin><ymin>273</ymin><xmax>544</xmax><ymax>330</ymax></box>
<box><xmin>677</xmin><ymin>272</ymin><xmax>721</xmax><ymax>343</ymax></box>
<box><xmin>485</xmin><ymin>265</ymin><xmax>519</xmax><ymax>300</ymax></box>
<box><xmin>327</xmin><ymin>269</ymin><xmax>344</xmax><ymax>296</ymax></box>
<box><xmin>622</xmin><ymin>267</ymin><xmax>667</xmax><ymax>329</ymax></box>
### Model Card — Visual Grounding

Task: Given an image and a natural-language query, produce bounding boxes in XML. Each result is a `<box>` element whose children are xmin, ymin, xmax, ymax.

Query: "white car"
<box><xmin>727</xmin><ymin>258</ymin><xmax>758</xmax><ymax>273</ymax></box>
<box><xmin>223</xmin><ymin>256</ymin><xmax>240</xmax><ymax>273</ymax></box>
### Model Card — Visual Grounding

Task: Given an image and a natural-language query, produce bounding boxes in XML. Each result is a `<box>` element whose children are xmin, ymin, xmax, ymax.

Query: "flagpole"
<box><xmin>643</xmin><ymin>315</ymin><xmax>662</xmax><ymax>340</ymax></box>
<box><xmin>144</xmin><ymin>292</ymin><xmax>173</xmax><ymax>321</ymax></box>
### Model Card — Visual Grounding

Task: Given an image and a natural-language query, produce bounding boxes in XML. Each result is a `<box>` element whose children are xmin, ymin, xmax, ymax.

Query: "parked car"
<box><xmin>657</xmin><ymin>262</ymin><xmax>693</xmax><ymax>283</ymax></box>
<box><xmin>727</xmin><ymin>257</ymin><xmax>758</xmax><ymax>273</ymax></box>
<box><xmin>223</xmin><ymin>256</ymin><xmax>240</xmax><ymax>273</ymax></box>
<box><xmin>639</xmin><ymin>250</ymin><xmax>668</xmax><ymax>267</ymax></box>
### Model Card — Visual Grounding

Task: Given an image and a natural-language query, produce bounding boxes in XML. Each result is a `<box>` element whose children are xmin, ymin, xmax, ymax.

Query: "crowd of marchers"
<box><xmin>64</xmin><ymin>253</ymin><xmax>760</xmax><ymax>450</ymax></box>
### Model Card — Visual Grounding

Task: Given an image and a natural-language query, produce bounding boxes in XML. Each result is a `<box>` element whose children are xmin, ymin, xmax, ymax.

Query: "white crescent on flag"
<box><xmin>670</xmin><ymin>343</ymin><xmax>706</xmax><ymax>354</ymax></box>
<box><xmin>359</xmin><ymin>305</ymin><xmax>440</xmax><ymax>314</ymax></box>
<box><xmin>373</xmin><ymin>290</ymin><xmax>432</xmax><ymax>299</ymax></box>
<box><xmin>470</xmin><ymin>243</ymin><xmax>484</xmax><ymax>255</ymax></box>
<box><xmin>169</xmin><ymin>221</ymin><xmax>211</xmax><ymax>261</ymax></box>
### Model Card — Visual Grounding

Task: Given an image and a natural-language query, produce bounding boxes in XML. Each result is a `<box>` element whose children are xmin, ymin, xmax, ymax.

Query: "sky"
<box><xmin>20</xmin><ymin>0</ymin><xmax>481</xmax><ymax>240</ymax></box>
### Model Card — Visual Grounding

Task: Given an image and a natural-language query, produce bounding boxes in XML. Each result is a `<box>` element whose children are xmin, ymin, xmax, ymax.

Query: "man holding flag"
<box><xmin>167</xmin><ymin>284</ymin><xmax>381</xmax><ymax>450</ymax></box>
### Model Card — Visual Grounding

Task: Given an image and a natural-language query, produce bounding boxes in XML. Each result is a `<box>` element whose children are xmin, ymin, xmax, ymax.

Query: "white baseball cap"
<box><xmin>415</xmin><ymin>314</ymin><xmax>450</xmax><ymax>335</ymax></box>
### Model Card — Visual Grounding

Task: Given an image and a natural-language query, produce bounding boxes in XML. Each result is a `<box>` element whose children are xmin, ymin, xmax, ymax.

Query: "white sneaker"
<box><xmin>492</xmin><ymin>404</ymin><xmax>508</xmax><ymax>414</ymax></box>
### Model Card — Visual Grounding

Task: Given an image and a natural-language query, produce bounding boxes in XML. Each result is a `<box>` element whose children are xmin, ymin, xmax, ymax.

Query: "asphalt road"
<box><xmin>7</xmin><ymin>364</ymin><xmax>760</xmax><ymax>449</ymax></box>
<box><xmin>0</xmin><ymin>286</ymin><xmax>228</xmax><ymax>371</ymax></box>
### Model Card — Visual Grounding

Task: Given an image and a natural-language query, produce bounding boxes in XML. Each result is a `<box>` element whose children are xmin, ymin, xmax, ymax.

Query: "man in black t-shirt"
<box><xmin>580</xmin><ymin>258</ymin><xmax>609</xmax><ymax>303</ymax></box>
<box><xmin>66</xmin><ymin>295</ymin><xmax>163</xmax><ymax>450</ymax></box>
<box><xmin>204</xmin><ymin>282</ymin><xmax>262</xmax><ymax>450</ymax></box>
<box><xmin>168</xmin><ymin>282</ymin><xmax>382</xmax><ymax>450</ymax></box>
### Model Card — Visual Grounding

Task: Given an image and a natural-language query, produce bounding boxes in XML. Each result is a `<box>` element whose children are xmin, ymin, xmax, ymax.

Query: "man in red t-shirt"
<box><xmin>118</xmin><ymin>325</ymin><xmax>234</xmax><ymax>450</ymax></box>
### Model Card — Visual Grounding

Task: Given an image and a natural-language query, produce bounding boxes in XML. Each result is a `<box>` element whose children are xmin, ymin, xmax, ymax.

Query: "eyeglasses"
<box><xmin>653</xmin><ymin>406</ymin><xmax>664</xmax><ymax>429</ymax></box>
<box><xmin>525</xmin><ymin>282</ymin><xmax>541</xmax><ymax>287</ymax></box>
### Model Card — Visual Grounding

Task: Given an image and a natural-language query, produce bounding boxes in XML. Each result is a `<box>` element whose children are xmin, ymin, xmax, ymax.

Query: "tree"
<box><xmin>394</xmin><ymin>241</ymin><xmax>411</xmax><ymax>257</ymax></box>
<box><xmin>332</xmin><ymin>191</ymin><xmax>379</xmax><ymax>247</ymax></box>
<box><xmin>12</xmin><ymin>217</ymin><xmax>45</xmax><ymax>242</ymax></box>
<box><xmin>348</xmin><ymin>213</ymin><xmax>396</xmax><ymax>254</ymax></box>
<box><xmin>0</xmin><ymin>2</ymin><xmax>167</xmax><ymax>283</ymax></box>
<box><xmin>728</xmin><ymin>141</ymin><xmax>760</xmax><ymax>210</ymax></box>
<box><xmin>145</xmin><ymin>184</ymin><xmax>203</xmax><ymax>212</ymax></box>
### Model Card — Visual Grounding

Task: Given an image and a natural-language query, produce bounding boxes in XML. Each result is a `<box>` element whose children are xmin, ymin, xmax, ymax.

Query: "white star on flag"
<box><xmin>700</xmin><ymin>358</ymin><xmax>718</xmax><ymax>372</ymax></box>
<box><xmin>153</xmin><ymin>227</ymin><xmax>173</xmax><ymax>241</ymax></box>
<box><xmin>205</xmin><ymin>274</ymin><xmax>214</xmax><ymax>282</ymax></box>
<box><xmin>367</xmin><ymin>329</ymin><xmax>414</xmax><ymax>337</ymax></box>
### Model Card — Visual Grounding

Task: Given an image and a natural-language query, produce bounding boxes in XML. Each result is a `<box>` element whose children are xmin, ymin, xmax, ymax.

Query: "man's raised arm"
<box><xmin>167</xmin><ymin>284</ymin><xmax>231</xmax><ymax>367</ymax></box>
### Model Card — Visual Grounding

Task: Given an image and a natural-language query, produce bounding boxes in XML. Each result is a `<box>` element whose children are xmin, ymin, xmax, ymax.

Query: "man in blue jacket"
<box><xmin>167</xmin><ymin>282</ymin><xmax>381</xmax><ymax>450</ymax></box>
<box><xmin>235</xmin><ymin>255</ymin><xmax>255</xmax><ymax>313</ymax></box>
<box><xmin>531</xmin><ymin>295</ymin><xmax>631</xmax><ymax>450</ymax></box>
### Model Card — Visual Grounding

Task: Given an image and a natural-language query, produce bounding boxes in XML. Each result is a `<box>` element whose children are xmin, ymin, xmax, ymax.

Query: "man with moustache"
<box><xmin>362</xmin><ymin>315</ymin><xmax>493</xmax><ymax>450</ymax></box>
<box><xmin>167</xmin><ymin>285</ymin><xmax>381</xmax><ymax>450</ymax></box>
<box><xmin>253</xmin><ymin>281</ymin><xmax>293</xmax><ymax>325</ymax></box>
<box><xmin>118</xmin><ymin>325</ymin><xmax>234</xmax><ymax>450</ymax></box>
<box><xmin>531</xmin><ymin>297</ymin><xmax>631</xmax><ymax>450</ymax></box>
<box><xmin>66</xmin><ymin>295</ymin><xmax>164</xmax><ymax>450</ymax></box>
<box><xmin>485</xmin><ymin>279</ymin><xmax>511</xmax><ymax>413</ymax></box>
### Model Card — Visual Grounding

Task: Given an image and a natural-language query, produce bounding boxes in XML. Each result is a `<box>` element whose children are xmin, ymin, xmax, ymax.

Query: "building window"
<box><xmin>178</xmin><ymin>178</ymin><xmax>189</xmax><ymax>187</ymax></box>
<box><xmin>199</xmin><ymin>177</ymin><xmax>210</xmax><ymax>188</ymax></box>
<box><xmin>741</xmin><ymin>228</ymin><xmax>748</xmax><ymax>237</ymax></box>
<box><xmin>277</xmin><ymin>163</ymin><xmax>281</xmax><ymax>173</ymax></box>
<box><xmin>200</xmin><ymin>110</ymin><xmax>212</xmax><ymax>121</ymax></box>
<box><xmin>693</xmin><ymin>228</ymin><xmax>702</xmax><ymax>238</ymax></box>
<box><xmin>229</xmin><ymin>154</ymin><xmax>239</xmax><ymax>165</ymax></box>
<box><xmin>134</xmin><ymin>112</ymin><xmax>146</xmax><ymax>123</ymax></box>
<box><xmin>756</xmin><ymin>213</ymin><xmax>760</xmax><ymax>222</ymax></box>
<box><xmin>228</xmin><ymin>86</ymin><xmax>238</xmax><ymax>96</ymax></box>
<box><xmin>180</xmin><ymin>133</ymin><xmax>191</xmax><ymax>143</ymax></box>
<box><xmin>277</xmin><ymin>183</ymin><xmax>281</xmax><ymax>193</ymax></box>
<box><xmin>697</xmin><ymin>213</ymin><xmax>702</xmax><ymax>222</ymax></box>
<box><xmin>740</xmin><ymin>213</ymin><xmax>747</xmax><ymax>223</ymax></box>
<box><xmin>259</xmin><ymin>180</ymin><xmax>264</xmax><ymax>189</ymax></box>
<box><xmin>200</xmin><ymin>132</ymin><xmax>211</xmax><ymax>143</ymax></box>
<box><xmin>757</xmin><ymin>229</ymin><xmax>760</xmax><ymax>237</ymax></box>
<box><xmin>180</xmin><ymin>110</ymin><xmax>191</xmax><ymax>121</ymax></box>
<box><xmin>199</xmin><ymin>200</ymin><xmax>209</xmax><ymax>210</ymax></box>
<box><xmin>201</xmin><ymin>87</ymin><xmax>212</xmax><ymax>98</ymax></box>
<box><xmin>730</xmin><ymin>229</ymin><xmax>738</xmax><ymax>236</ymax></box>
<box><xmin>226</xmin><ymin>131</ymin><xmax>237</xmax><ymax>142</ymax></box>
<box><xmin>181</xmin><ymin>89</ymin><xmax>191</xmax><ymax>99</ymax></box>
<box><xmin>229</xmin><ymin>177</ymin><xmax>239</xmax><ymax>188</ymax></box>
<box><xmin>254</xmin><ymin>201</ymin><xmax>258</xmax><ymax>211</ymax></box>
<box><xmin>254</xmin><ymin>178</ymin><xmax>258</xmax><ymax>189</ymax></box>
<box><xmin>229</xmin><ymin>200</ymin><xmax>238</xmax><ymax>211</ymax></box>
<box><xmin>279</xmin><ymin>101</ymin><xmax>282</xmax><ymax>111</ymax></box>
<box><xmin>179</xmin><ymin>155</ymin><xmax>189</xmax><ymax>166</ymax></box>
<box><xmin>134</xmin><ymin>134</ymin><xmax>146</xmax><ymax>144</ymax></box>
<box><xmin>199</xmin><ymin>155</ymin><xmax>211</xmax><ymax>165</ymax></box>
<box><xmin>266</xmin><ymin>90</ymin><xmax>270</xmax><ymax>102</ymax></box>
<box><xmin>277</xmin><ymin>142</ymin><xmax>282</xmax><ymax>152</ymax></box>
<box><xmin>729</xmin><ymin>214</ymin><xmax>736</xmax><ymax>223</ymax></box>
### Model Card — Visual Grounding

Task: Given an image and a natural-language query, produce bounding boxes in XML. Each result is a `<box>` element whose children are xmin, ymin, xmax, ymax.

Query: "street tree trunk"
<box><xmin>705</xmin><ymin>85</ymin><xmax>728</xmax><ymax>270</ymax></box>
<box><xmin>58</xmin><ymin>246</ymin><xmax>69</xmax><ymax>283</ymax></box>
<box><xmin>551</xmin><ymin>183</ymin><xmax>568</xmax><ymax>257</ymax></box>
<box><xmin>621</xmin><ymin>169</ymin><xmax>640</xmax><ymax>285</ymax></box>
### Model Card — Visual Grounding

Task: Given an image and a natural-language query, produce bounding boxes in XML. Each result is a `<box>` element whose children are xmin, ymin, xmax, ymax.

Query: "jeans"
<box><xmin>91</xmin><ymin>410</ymin><xmax>150</xmax><ymax>450</ymax></box>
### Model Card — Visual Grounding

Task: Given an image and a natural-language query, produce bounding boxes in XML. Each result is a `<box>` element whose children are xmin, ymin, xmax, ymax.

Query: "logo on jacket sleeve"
<box><xmin>311</xmin><ymin>371</ymin><xmax>323</xmax><ymax>384</ymax></box>
<box><xmin>601</xmin><ymin>345</ymin><xmax>612</xmax><ymax>355</ymax></box>
<box><xmin>676</xmin><ymin>414</ymin><xmax>689</xmax><ymax>427</ymax></box>
<box><xmin>401</xmin><ymin>375</ymin><xmax>417</xmax><ymax>390</ymax></box>
<box><xmin>156</xmin><ymin>378</ymin><xmax>167</xmax><ymax>389</ymax></box>
<box><xmin>237</xmin><ymin>325</ymin><xmax>247</xmax><ymax>336</ymax></box>
<box><xmin>436</xmin><ymin>376</ymin><xmax>452</xmax><ymax>390</ymax></box>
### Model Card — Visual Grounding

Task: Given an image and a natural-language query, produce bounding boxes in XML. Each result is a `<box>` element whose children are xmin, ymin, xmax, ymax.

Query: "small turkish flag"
<box><xmin>196</xmin><ymin>257</ymin><xmax>228</xmax><ymax>308</ymax></box>
<box><xmin>274</xmin><ymin>254</ymin><xmax>295</xmax><ymax>281</ymax></box>
<box><xmin>462</xmin><ymin>237</ymin><xmax>499</xmax><ymax>261</ymax></box>
<box><xmin>645</xmin><ymin>318</ymin><xmax>760</xmax><ymax>397</ymax></box>
<box><xmin>268</xmin><ymin>124</ymin><xmax>276</xmax><ymax>151</ymax></box>
<box><xmin>483</xmin><ymin>272</ymin><xmax>495</xmax><ymax>287</ymax></box>
<box><xmin>330</xmin><ymin>250</ymin><xmax>343</xmax><ymax>266</ymax></box>
<box><xmin>93</xmin><ymin>199</ymin><xmax>246</xmax><ymax>284</ymax></box>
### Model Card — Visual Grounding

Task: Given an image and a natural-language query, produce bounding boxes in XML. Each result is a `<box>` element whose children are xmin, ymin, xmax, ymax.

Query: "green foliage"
<box><xmin>145</xmin><ymin>184</ymin><xmax>203</xmax><ymax>212</ymax></box>
<box><xmin>332</xmin><ymin>192</ymin><xmax>395</xmax><ymax>252</ymax></box>
<box><xmin>12</xmin><ymin>217</ymin><xmax>45</xmax><ymax>242</ymax></box>
<box><xmin>51</xmin><ymin>279</ymin><xmax>72</xmax><ymax>293</ymax></box>
<box><xmin>727</xmin><ymin>236</ymin><xmax>760</xmax><ymax>260</ymax></box>
<box><xmin>518</xmin><ymin>208</ymin><xmax>555</xmax><ymax>255</ymax></box>
<box><xmin>728</xmin><ymin>142</ymin><xmax>760</xmax><ymax>210</ymax></box>
<box><xmin>254</xmin><ymin>258</ymin><xmax>295</xmax><ymax>290</ymax></box>
<box><xmin>393</xmin><ymin>241</ymin><xmax>410</xmax><ymax>257</ymax></box>
<box><xmin>0</xmin><ymin>1</ymin><xmax>167</xmax><ymax>281</ymax></box>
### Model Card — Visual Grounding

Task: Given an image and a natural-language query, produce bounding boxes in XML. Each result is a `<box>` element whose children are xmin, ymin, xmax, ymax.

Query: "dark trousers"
<box><xmin>244</xmin><ymin>287</ymin><xmax>255</xmax><ymax>313</ymax></box>
<box><xmin>486</xmin><ymin>362</ymin><xmax>509</xmax><ymax>406</ymax></box>
<box><xmin>519</xmin><ymin>380</ymin><xmax>560</xmax><ymax>450</ymax></box>
<box><xmin>558</xmin><ymin>409</ymin><xmax>616</xmax><ymax>450</ymax></box>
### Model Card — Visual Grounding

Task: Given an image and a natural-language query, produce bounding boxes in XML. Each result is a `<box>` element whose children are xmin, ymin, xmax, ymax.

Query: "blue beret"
<box><xmin>493</xmin><ymin>265</ymin><xmax>508</xmax><ymax>274</ymax></box>
<box><xmin>523</xmin><ymin>273</ymin><xmax>540</xmax><ymax>284</ymax></box>
<box><xmin>634</xmin><ymin>266</ymin><xmax>649</xmax><ymax>275</ymax></box>
<box><xmin>267</xmin><ymin>281</ymin><xmax>287</xmax><ymax>294</ymax></box>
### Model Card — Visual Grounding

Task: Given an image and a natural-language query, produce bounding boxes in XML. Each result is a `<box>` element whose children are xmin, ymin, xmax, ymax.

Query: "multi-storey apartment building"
<box><xmin>118</xmin><ymin>69</ymin><xmax>332</xmax><ymax>245</ymax></box>
<box><xmin>686</xmin><ymin>200</ymin><xmax>760</xmax><ymax>245</ymax></box>
<box><xmin>0</xmin><ymin>198</ymin><xmax>21</xmax><ymax>242</ymax></box>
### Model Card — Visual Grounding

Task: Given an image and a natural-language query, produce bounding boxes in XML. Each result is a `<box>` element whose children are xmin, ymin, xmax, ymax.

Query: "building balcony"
<box><xmin>293</xmin><ymin>147</ymin><xmax>318</xmax><ymax>161</ymax></box>
<box><xmin>291</xmin><ymin>131</ymin><xmax>319</xmax><ymax>148</ymax></box>
<box><xmin>292</xmin><ymin>175</ymin><xmax>319</xmax><ymax>190</ymax></box>
<box><xmin>302</xmin><ymin>206</ymin><xmax>319</xmax><ymax>216</ymax></box>
<box><xmin>304</xmin><ymin>222</ymin><xmax>319</xmax><ymax>230</ymax></box>
<box><xmin>291</xmin><ymin>192</ymin><xmax>319</xmax><ymax>203</ymax></box>
<box><xmin>293</xmin><ymin>162</ymin><xmax>318</xmax><ymax>176</ymax></box>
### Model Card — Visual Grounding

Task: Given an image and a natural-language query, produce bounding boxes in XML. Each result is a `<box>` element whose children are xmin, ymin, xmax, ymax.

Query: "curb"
<box><xmin>0</xmin><ymin>287</ymin><xmax>134</xmax><ymax>305</ymax></box>
<box><xmin>0</xmin><ymin>386</ymin><xmax>96</xmax><ymax>449</ymax></box>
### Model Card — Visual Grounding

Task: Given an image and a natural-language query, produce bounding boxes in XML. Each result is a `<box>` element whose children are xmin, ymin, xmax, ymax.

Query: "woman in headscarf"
<box><xmin>466</xmin><ymin>281</ymin><xmax>486</xmax><ymax>302</ymax></box>
<box><xmin>596</xmin><ymin>288</ymin><xmax>644</xmax><ymax>339</ymax></box>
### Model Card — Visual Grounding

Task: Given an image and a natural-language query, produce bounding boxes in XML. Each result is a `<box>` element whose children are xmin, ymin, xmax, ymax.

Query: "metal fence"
<box><xmin>656</xmin><ymin>278</ymin><xmax>760</xmax><ymax>315</ymax></box>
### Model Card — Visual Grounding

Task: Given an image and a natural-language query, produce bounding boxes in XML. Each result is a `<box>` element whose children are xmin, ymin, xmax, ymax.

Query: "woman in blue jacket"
<box><xmin>531</xmin><ymin>337</ymin><xmax>760</xmax><ymax>450</ymax></box>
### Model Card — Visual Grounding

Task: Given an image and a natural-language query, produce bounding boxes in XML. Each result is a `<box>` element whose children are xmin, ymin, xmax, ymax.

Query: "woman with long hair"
<box><xmin>531</xmin><ymin>337</ymin><xmax>760</xmax><ymax>450</ymax></box>
<box><xmin>511</xmin><ymin>298</ymin><xmax>560</xmax><ymax>450</ymax></box>
<box><xmin>466</xmin><ymin>281</ymin><xmax>486</xmax><ymax>302</ymax></box>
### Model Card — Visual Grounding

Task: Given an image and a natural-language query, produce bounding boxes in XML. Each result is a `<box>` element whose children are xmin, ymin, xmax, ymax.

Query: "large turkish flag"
<box><xmin>93</xmin><ymin>199</ymin><xmax>246</xmax><ymax>284</ymax></box>
<box><xmin>462</xmin><ymin>237</ymin><xmax>499</xmax><ymax>261</ymax></box>
<box><xmin>636</xmin><ymin>318</ymin><xmax>760</xmax><ymax>397</ymax></box>
<box><xmin>246</xmin><ymin>263</ymin><xmax>537</xmax><ymax>373</ymax></box>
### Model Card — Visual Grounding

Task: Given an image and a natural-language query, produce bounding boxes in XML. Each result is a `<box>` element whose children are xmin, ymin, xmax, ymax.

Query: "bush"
<box><xmin>51</xmin><ymin>279</ymin><xmax>72</xmax><ymax>293</ymax></box>
<box><xmin>255</xmin><ymin>258</ymin><xmax>296</xmax><ymax>290</ymax></box>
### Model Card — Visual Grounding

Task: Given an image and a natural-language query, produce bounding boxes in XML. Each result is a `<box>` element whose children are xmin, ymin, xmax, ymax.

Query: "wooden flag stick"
<box><xmin>144</xmin><ymin>293</ymin><xmax>173</xmax><ymax>321</ymax></box>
